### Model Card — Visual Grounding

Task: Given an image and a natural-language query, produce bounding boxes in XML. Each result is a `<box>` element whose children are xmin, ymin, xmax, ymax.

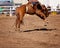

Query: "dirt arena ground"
<box><xmin>0</xmin><ymin>14</ymin><xmax>60</xmax><ymax>48</ymax></box>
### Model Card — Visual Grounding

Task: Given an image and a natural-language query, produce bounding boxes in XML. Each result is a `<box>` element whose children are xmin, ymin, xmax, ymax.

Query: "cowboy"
<box><xmin>27</xmin><ymin>0</ymin><xmax>39</xmax><ymax>5</ymax></box>
<box><xmin>27</xmin><ymin>0</ymin><xmax>42</xmax><ymax>10</ymax></box>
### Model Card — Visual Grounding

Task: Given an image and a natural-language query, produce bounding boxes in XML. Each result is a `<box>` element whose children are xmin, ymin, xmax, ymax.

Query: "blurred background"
<box><xmin>0</xmin><ymin>0</ymin><xmax>60</xmax><ymax>16</ymax></box>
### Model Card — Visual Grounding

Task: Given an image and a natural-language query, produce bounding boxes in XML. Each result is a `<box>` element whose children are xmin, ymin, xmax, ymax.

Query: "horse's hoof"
<box><xmin>15</xmin><ymin>28</ymin><xmax>20</xmax><ymax>31</ymax></box>
<box><xmin>46</xmin><ymin>22</ymin><xmax>49</xmax><ymax>24</ymax></box>
<box><xmin>17</xmin><ymin>28</ymin><xmax>20</xmax><ymax>31</ymax></box>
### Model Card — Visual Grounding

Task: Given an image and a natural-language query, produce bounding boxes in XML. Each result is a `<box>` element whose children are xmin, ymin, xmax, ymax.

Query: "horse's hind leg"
<box><xmin>15</xmin><ymin>17</ymin><xmax>21</xmax><ymax>31</ymax></box>
<box><xmin>15</xmin><ymin>18</ymin><xmax>18</xmax><ymax>28</ymax></box>
<box><xmin>15</xmin><ymin>13</ymin><xmax>20</xmax><ymax>31</ymax></box>
<box><xmin>20</xmin><ymin>12</ymin><xmax>25</xmax><ymax>25</ymax></box>
<box><xmin>15</xmin><ymin>16</ymin><xmax>19</xmax><ymax>31</ymax></box>
<box><xmin>16</xmin><ymin>14</ymin><xmax>24</xmax><ymax>31</ymax></box>
<box><xmin>17</xmin><ymin>20</ymin><xmax>20</xmax><ymax>31</ymax></box>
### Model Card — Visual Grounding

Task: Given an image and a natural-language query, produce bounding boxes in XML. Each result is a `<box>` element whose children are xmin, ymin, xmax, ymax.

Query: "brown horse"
<box><xmin>15</xmin><ymin>2</ymin><xmax>49</xmax><ymax>31</ymax></box>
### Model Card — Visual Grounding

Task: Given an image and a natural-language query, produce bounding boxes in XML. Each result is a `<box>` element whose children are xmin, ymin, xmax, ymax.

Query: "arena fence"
<box><xmin>0</xmin><ymin>6</ymin><xmax>17</xmax><ymax>16</ymax></box>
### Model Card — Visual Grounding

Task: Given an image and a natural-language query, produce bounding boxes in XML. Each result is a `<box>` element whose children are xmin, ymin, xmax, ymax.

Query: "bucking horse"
<box><xmin>15</xmin><ymin>2</ymin><xmax>49</xmax><ymax>31</ymax></box>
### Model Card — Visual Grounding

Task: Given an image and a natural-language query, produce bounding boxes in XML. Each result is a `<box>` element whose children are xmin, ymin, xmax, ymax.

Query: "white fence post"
<box><xmin>10</xmin><ymin>6</ymin><xmax>12</xmax><ymax>16</ymax></box>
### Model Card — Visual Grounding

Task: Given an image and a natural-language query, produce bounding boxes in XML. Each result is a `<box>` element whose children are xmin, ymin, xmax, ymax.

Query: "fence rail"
<box><xmin>0</xmin><ymin>6</ymin><xmax>17</xmax><ymax>16</ymax></box>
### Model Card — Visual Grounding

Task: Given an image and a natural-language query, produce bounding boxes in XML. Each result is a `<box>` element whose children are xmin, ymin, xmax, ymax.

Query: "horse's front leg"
<box><xmin>43</xmin><ymin>19</ymin><xmax>49</xmax><ymax>26</ymax></box>
<box><xmin>36</xmin><ymin>10</ymin><xmax>48</xmax><ymax>26</ymax></box>
<box><xmin>36</xmin><ymin>10</ymin><xmax>46</xmax><ymax>19</ymax></box>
